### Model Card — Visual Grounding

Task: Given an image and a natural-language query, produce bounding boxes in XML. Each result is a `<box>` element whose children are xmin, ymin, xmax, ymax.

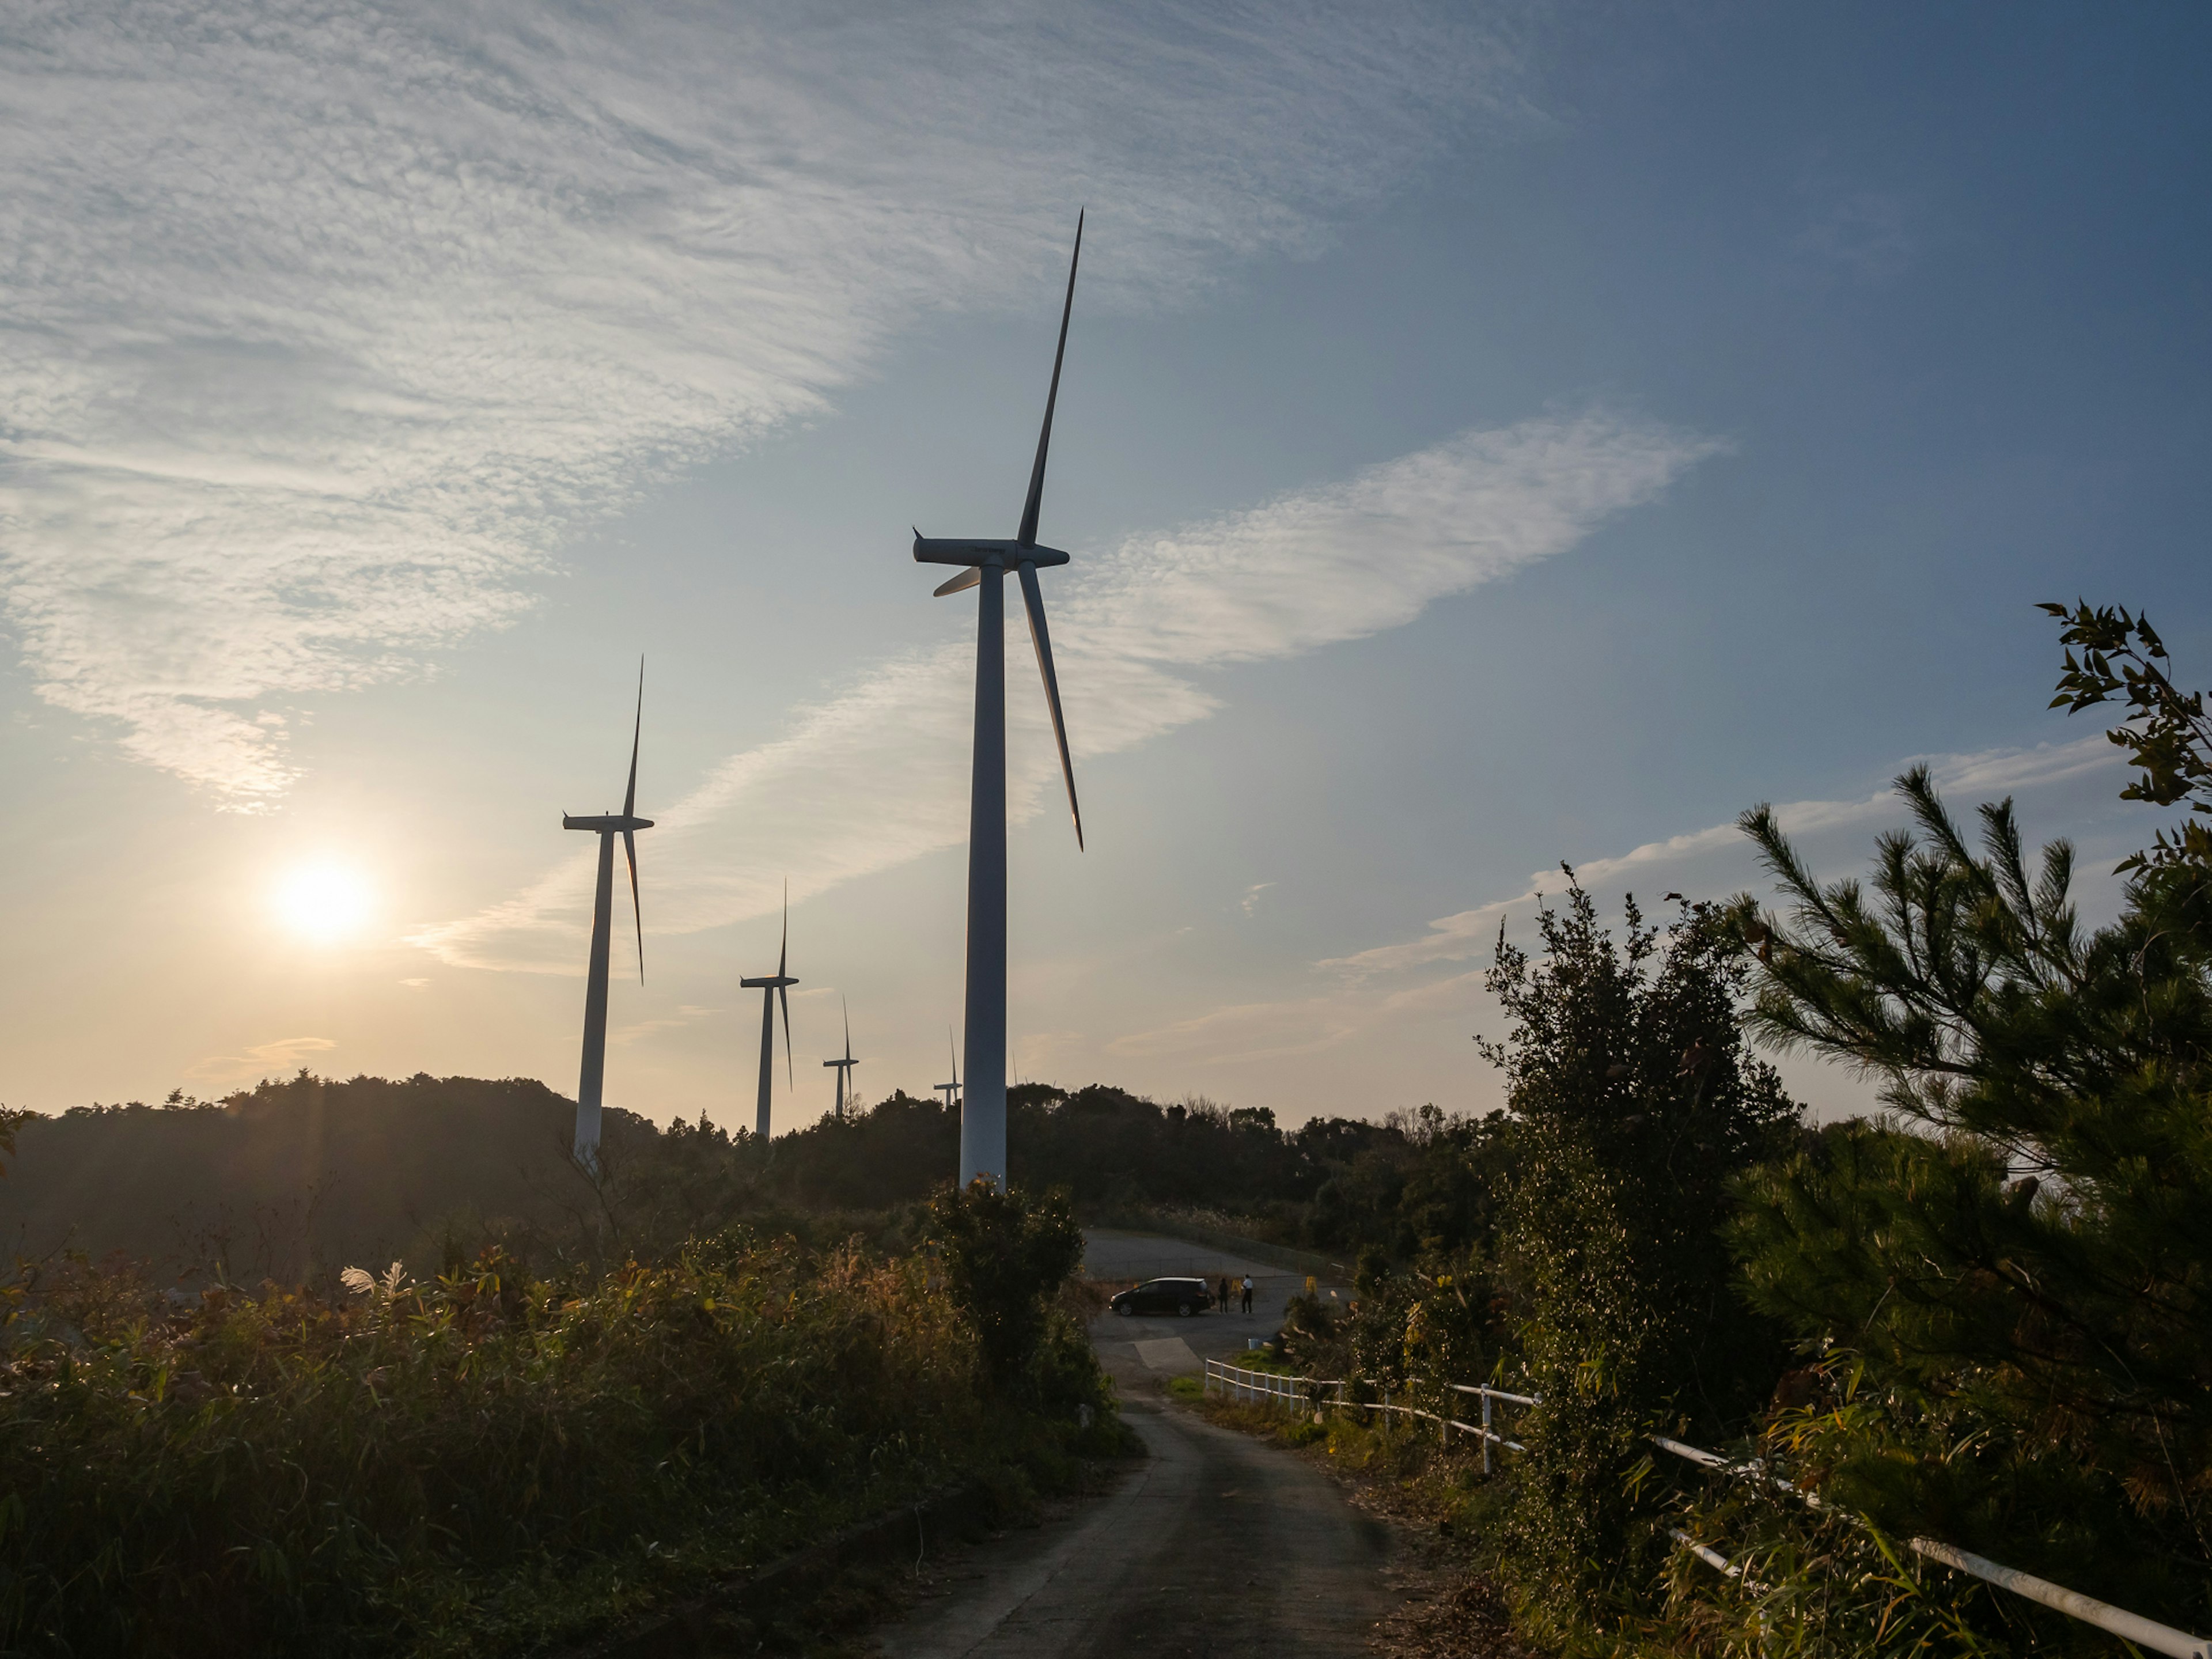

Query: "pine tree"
<box><xmin>1728</xmin><ymin>606</ymin><xmax>2212</xmax><ymax>1633</ymax></box>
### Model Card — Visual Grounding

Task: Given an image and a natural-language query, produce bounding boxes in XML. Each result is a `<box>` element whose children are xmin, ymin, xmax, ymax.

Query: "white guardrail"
<box><xmin>1201</xmin><ymin>1359</ymin><xmax>2210</xmax><ymax>1659</ymax></box>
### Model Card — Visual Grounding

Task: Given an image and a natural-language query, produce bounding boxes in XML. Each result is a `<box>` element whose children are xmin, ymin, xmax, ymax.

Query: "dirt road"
<box><xmin>877</xmin><ymin>1400</ymin><xmax>1397</xmax><ymax>1657</ymax></box>
<box><xmin>868</xmin><ymin>1230</ymin><xmax>1403</xmax><ymax>1656</ymax></box>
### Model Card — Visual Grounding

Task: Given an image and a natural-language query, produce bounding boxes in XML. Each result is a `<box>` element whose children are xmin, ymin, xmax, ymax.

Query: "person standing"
<box><xmin>1217</xmin><ymin>1275</ymin><xmax>1232</xmax><ymax>1314</ymax></box>
<box><xmin>1240</xmin><ymin>1275</ymin><xmax>1254</xmax><ymax>1315</ymax></box>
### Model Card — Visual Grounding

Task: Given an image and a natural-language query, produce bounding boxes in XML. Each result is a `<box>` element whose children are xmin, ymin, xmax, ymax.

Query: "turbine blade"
<box><xmin>950</xmin><ymin>1026</ymin><xmax>960</xmax><ymax>1090</ymax></box>
<box><xmin>623</xmin><ymin>658</ymin><xmax>643</xmax><ymax>818</ymax></box>
<box><xmin>843</xmin><ymin>996</ymin><xmax>853</xmax><ymax>1063</ymax></box>
<box><xmin>1016</xmin><ymin>208</ymin><xmax>1084</xmax><ymax>548</ymax></box>
<box><xmin>778</xmin><ymin>983</ymin><xmax>794</xmax><ymax>1086</ymax></box>
<box><xmin>933</xmin><ymin>566</ymin><xmax>982</xmax><ymax>598</ymax></box>
<box><xmin>623</xmin><ymin>829</ymin><xmax>643</xmax><ymax>983</ymax></box>
<box><xmin>778</xmin><ymin>879</ymin><xmax>788</xmax><ymax>977</ymax></box>
<box><xmin>1017</xmin><ymin>562</ymin><xmax>1084</xmax><ymax>850</ymax></box>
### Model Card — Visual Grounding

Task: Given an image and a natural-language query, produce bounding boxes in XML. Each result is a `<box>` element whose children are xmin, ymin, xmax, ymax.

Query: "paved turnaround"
<box><xmin>877</xmin><ymin>1397</ymin><xmax>1397</xmax><ymax>1658</ymax></box>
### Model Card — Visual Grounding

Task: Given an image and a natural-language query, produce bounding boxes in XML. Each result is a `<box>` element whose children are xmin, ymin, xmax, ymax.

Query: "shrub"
<box><xmin>0</xmin><ymin>1226</ymin><xmax>1099</xmax><ymax>1655</ymax></box>
<box><xmin>1481</xmin><ymin>878</ymin><xmax>1798</xmax><ymax>1632</ymax></box>
<box><xmin>925</xmin><ymin>1179</ymin><xmax>1086</xmax><ymax>1399</ymax></box>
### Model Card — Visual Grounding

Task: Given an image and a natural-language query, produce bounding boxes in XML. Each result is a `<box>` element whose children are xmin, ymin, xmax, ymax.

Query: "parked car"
<box><xmin>1109</xmin><ymin>1277</ymin><xmax>1214</xmax><ymax>1317</ymax></box>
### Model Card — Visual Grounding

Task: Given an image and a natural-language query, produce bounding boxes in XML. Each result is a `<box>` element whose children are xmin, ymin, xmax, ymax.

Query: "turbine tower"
<box><xmin>912</xmin><ymin>211</ymin><xmax>1087</xmax><ymax>1188</ymax></box>
<box><xmin>823</xmin><ymin>998</ymin><xmax>859</xmax><ymax>1119</ymax></box>
<box><xmin>738</xmin><ymin>885</ymin><xmax>797</xmax><ymax>1140</ymax></box>
<box><xmin>562</xmin><ymin>663</ymin><xmax>652</xmax><ymax>1169</ymax></box>
<box><xmin>936</xmin><ymin>1028</ymin><xmax>962</xmax><ymax>1112</ymax></box>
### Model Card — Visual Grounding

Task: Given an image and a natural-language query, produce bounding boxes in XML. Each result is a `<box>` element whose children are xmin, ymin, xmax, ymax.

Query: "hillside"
<box><xmin>0</xmin><ymin>1073</ymin><xmax>631</xmax><ymax>1279</ymax></box>
<box><xmin>0</xmin><ymin>1069</ymin><xmax>1481</xmax><ymax>1280</ymax></box>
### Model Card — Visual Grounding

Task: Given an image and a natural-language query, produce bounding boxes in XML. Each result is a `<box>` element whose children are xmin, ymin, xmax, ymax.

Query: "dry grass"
<box><xmin>0</xmin><ymin>1231</ymin><xmax>1117</xmax><ymax>1656</ymax></box>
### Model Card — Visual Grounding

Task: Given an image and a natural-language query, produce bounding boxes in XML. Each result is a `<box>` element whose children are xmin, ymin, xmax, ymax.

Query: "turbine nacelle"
<box><xmin>743</xmin><ymin>882</ymin><xmax>798</xmax><ymax>1137</ymax></box>
<box><xmin>912</xmin><ymin>536</ymin><xmax>1072</xmax><ymax>569</ymax></box>
<box><xmin>562</xmin><ymin>813</ymin><xmax>655</xmax><ymax>833</ymax></box>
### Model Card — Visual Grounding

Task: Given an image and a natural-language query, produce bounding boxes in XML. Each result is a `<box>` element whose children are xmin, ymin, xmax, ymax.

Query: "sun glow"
<box><xmin>274</xmin><ymin>860</ymin><xmax>376</xmax><ymax>944</ymax></box>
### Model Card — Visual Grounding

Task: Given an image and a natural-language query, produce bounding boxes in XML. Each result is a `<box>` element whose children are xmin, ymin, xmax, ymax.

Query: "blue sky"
<box><xmin>2</xmin><ymin>2</ymin><xmax>2205</xmax><ymax>1128</ymax></box>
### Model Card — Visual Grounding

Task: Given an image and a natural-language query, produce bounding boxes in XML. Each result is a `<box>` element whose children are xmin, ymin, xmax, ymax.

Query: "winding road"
<box><xmin>876</xmin><ymin>1232</ymin><xmax>1397</xmax><ymax>1658</ymax></box>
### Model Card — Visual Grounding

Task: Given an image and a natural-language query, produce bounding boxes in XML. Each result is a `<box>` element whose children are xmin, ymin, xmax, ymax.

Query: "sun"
<box><xmin>274</xmin><ymin>859</ymin><xmax>376</xmax><ymax>944</ymax></box>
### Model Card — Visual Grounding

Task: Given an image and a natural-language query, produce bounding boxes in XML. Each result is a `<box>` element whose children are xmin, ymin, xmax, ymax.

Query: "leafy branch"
<box><xmin>2041</xmin><ymin>600</ymin><xmax>2212</xmax><ymax>873</ymax></box>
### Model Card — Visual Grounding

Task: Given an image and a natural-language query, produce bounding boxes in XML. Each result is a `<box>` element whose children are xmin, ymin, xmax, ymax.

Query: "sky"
<box><xmin>3</xmin><ymin>2</ymin><xmax>2209</xmax><ymax>1132</ymax></box>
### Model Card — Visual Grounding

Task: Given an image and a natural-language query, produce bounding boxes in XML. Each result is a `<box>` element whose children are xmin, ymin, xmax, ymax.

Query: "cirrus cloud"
<box><xmin>415</xmin><ymin>407</ymin><xmax>1726</xmax><ymax>971</ymax></box>
<box><xmin>0</xmin><ymin>0</ymin><xmax>1528</xmax><ymax>806</ymax></box>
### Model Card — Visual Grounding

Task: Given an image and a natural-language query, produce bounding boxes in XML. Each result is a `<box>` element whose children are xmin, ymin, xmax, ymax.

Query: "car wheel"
<box><xmin>1178</xmin><ymin>1301</ymin><xmax>1194</xmax><ymax>1317</ymax></box>
<box><xmin>1115</xmin><ymin>1302</ymin><xmax>1133</xmax><ymax>1317</ymax></box>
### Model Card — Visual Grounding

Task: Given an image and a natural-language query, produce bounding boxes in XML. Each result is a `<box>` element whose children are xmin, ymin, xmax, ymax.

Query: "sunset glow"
<box><xmin>273</xmin><ymin>861</ymin><xmax>375</xmax><ymax>945</ymax></box>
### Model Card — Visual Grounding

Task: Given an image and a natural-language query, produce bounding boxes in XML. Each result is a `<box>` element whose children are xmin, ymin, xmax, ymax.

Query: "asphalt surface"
<box><xmin>874</xmin><ymin>1234</ymin><xmax>1389</xmax><ymax>1658</ymax></box>
<box><xmin>1083</xmin><ymin>1227</ymin><xmax>1353</xmax><ymax>1380</ymax></box>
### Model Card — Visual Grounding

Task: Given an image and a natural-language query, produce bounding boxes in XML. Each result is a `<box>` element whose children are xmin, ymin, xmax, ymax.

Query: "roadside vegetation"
<box><xmin>0</xmin><ymin>1183</ymin><xmax>1119</xmax><ymax>1656</ymax></box>
<box><xmin>1198</xmin><ymin>602</ymin><xmax>2211</xmax><ymax>1658</ymax></box>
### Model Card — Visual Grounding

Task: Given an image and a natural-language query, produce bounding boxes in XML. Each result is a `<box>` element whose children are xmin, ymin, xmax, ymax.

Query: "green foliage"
<box><xmin>1732</xmin><ymin>760</ymin><xmax>2212</xmax><ymax>1633</ymax></box>
<box><xmin>925</xmin><ymin>1179</ymin><xmax>1086</xmax><ymax>1397</ymax></box>
<box><xmin>1481</xmin><ymin>877</ymin><xmax>1799</xmax><ymax>1630</ymax></box>
<box><xmin>0</xmin><ymin>1228</ymin><xmax>1105</xmax><ymax>1656</ymax></box>
<box><xmin>2041</xmin><ymin>599</ymin><xmax>2212</xmax><ymax>873</ymax></box>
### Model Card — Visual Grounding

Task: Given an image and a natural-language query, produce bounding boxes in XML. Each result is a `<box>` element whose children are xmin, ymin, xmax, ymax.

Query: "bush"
<box><xmin>1481</xmin><ymin>878</ymin><xmax>1798</xmax><ymax>1632</ymax></box>
<box><xmin>925</xmin><ymin>1178</ymin><xmax>1087</xmax><ymax>1400</ymax></box>
<box><xmin>0</xmin><ymin>1226</ymin><xmax>1101</xmax><ymax>1655</ymax></box>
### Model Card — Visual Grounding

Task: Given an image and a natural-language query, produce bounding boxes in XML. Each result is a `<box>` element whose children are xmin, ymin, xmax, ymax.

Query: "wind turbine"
<box><xmin>738</xmin><ymin>885</ymin><xmax>797</xmax><ymax>1140</ymax></box>
<box><xmin>936</xmin><ymin>1027</ymin><xmax>962</xmax><ymax>1112</ymax></box>
<box><xmin>823</xmin><ymin>998</ymin><xmax>859</xmax><ymax>1119</ymax></box>
<box><xmin>912</xmin><ymin>211</ymin><xmax>1087</xmax><ymax>1188</ymax></box>
<box><xmin>562</xmin><ymin>663</ymin><xmax>651</xmax><ymax>1169</ymax></box>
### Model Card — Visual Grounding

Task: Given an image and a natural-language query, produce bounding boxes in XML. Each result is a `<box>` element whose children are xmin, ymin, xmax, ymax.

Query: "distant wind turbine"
<box><xmin>823</xmin><ymin>998</ymin><xmax>859</xmax><ymax>1119</ymax></box>
<box><xmin>912</xmin><ymin>210</ymin><xmax>1088</xmax><ymax>1188</ymax></box>
<box><xmin>937</xmin><ymin>1027</ymin><xmax>961</xmax><ymax>1112</ymax></box>
<box><xmin>738</xmin><ymin>885</ymin><xmax>797</xmax><ymax>1140</ymax></box>
<box><xmin>562</xmin><ymin>662</ymin><xmax>652</xmax><ymax>1169</ymax></box>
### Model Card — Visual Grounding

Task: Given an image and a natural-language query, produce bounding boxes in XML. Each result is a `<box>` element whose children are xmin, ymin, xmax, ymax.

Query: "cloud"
<box><xmin>1322</xmin><ymin>735</ymin><xmax>2122</xmax><ymax>979</ymax></box>
<box><xmin>1109</xmin><ymin>998</ymin><xmax>1362</xmax><ymax>1065</ymax></box>
<box><xmin>417</xmin><ymin>408</ymin><xmax>1724</xmax><ymax>970</ymax></box>
<box><xmin>1241</xmin><ymin>882</ymin><xmax>1277</xmax><ymax>915</ymax></box>
<box><xmin>1</xmin><ymin>1</ymin><xmax>1525</xmax><ymax>806</ymax></box>
<box><xmin>1792</xmin><ymin>189</ymin><xmax>1916</xmax><ymax>285</ymax></box>
<box><xmin>187</xmin><ymin>1035</ymin><xmax>338</xmax><ymax>1086</ymax></box>
<box><xmin>1095</xmin><ymin>734</ymin><xmax>2131</xmax><ymax>1108</ymax></box>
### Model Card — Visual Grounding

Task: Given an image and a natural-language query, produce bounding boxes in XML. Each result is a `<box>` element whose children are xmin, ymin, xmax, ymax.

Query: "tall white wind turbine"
<box><xmin>738</xmin><ymin>885</ymin><xmax>797</xmax><ymax>1140</ymax></box>
<box><xmin>912</xmin><ymin>212</ymin><xmax>1088</xmax><ymax>1188</ymax></box>
<box><xmin>562</xmin><ymin>664</ymin><xmax>652</xmax><ymax>1168</ymax></box>
<box><xmin>823</xmin><ymin>998</ymin><xmax>859</xmax><ymax>1119</ymax></box>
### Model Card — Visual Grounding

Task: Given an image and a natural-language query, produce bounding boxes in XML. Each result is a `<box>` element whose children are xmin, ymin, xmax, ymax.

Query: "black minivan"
<box><xmin>1109</xmin><ymin>1277</ymin><xmax>1214</xmax><ymax>1317</ymax></box>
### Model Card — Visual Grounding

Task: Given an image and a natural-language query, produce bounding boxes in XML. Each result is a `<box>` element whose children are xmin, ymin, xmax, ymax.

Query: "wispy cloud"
<box><xmin>1102</xmin><ymin>735</ymin><xmax>2128</xmax><ymax>1080</ymax></box>
<box><xmin>187</xmin><ymin>1035</ymin><xmax>338</xmax><ymax>1086</ymax></box>
<box><xmin>1791</xmin><ymin>188</ymin><xmax>1916</xmax><ymax>285</ymax></box>
<box><xmin>417</xmin><ymin>408</ymin><xmax>1724</xmax><ymax>970</ymax></box>
<box><xmin>1322</xmin><ymin>736</ymin><xmax>2120</xmax><ymax>980</ymax></box>
<box><xmin>1</xmin><ymin>1</ymin><xmax>1526</xmax><ymax>806</ymax></box>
